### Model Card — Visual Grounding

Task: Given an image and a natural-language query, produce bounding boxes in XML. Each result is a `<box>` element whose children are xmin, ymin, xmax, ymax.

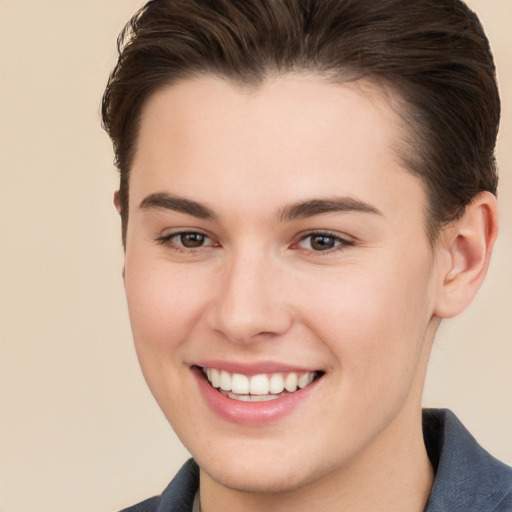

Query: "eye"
<box><xmin>175</xmin><ymin>232</ymin><xmax>208</xmax><ymax>248</ymax></box>
<box><xmin>156</xmin><ymin>231</ymin><xmax>217</xmax><ymax>250</ymax></box>
<box><xmin>296</xmin><ymin>232</ymin><xmax>352</xmax><ymax>252</ymax></box>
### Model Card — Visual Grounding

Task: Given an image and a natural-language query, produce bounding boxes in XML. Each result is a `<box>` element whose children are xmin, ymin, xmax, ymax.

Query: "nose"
<box><xmin>205</xmin><ymin>250</ymin><xmax>294</xmax><ymax>344</ymax></box>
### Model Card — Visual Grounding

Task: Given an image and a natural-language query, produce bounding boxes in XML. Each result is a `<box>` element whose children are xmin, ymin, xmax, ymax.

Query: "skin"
<box><xmin>120</xmin><ymin>74</ymin><xmax>498</xmax><ymax>512</ymax></box>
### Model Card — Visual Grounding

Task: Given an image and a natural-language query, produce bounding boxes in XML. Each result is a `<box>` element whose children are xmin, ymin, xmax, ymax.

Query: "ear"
<box><xmin>113</xmin><ymin>190</ymin><xmax>122</xmax><ymax>214</ymax></box>
<box><xmin>434</xmin><ymin>191</ymin><xmax>498</xmax><ymax>319</ymax></box>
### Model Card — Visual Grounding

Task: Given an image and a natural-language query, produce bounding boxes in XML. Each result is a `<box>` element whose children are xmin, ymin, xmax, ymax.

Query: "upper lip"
<box><xmin>193</xmin><ymin>360</ymin><xmax>321</xmax><ymax>376</ymax></box>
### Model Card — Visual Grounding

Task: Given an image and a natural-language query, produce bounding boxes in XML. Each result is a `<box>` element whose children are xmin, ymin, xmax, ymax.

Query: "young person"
<box><xmin>102</xmin><ymin>1</ymin><xmax>512</xmax><ymax>510</ymax></box>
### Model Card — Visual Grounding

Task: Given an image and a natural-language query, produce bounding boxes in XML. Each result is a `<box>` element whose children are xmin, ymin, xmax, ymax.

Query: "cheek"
<box><xmin>297</xmin><ymin>251</ymin><xmax>436</xmax><ymax>378</ymax></box>
<box><xmin>124</xmin><ymin>254</ymin><xmax>209</xmax><ymax>360</ymax></box>
<box><xmin>123</xmin><ymin>255</ymin><xmax>211</xmax><ymax>430</ymax></box>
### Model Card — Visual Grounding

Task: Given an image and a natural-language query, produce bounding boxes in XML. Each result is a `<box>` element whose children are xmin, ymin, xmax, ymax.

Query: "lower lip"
<box><xmin>192</xmin><ymin>366</ymin><xmax>320</xmax><ymax>426</ymax></box>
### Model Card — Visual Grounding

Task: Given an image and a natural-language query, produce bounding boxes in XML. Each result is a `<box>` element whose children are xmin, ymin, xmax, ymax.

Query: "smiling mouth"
<box><xmin>199</xmin><ymin>367</ymin><xmax>324</xmax><ymax>402</ymax></box>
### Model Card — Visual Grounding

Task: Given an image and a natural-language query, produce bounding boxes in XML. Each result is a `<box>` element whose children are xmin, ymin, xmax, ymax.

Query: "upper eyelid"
<box><xmin>158</xmin><ymin>227</ymin><xmax>213</xmax><ymax>239</ymax></box>
<box><xmin>296</xmin><ymin>229</ymin><xmax>353</xmax><ymax>243</ymax></box>
<box><xmin>155</xmin><ymin>229</ymin><xmax>217</xmax><ymax>246</ymax></box>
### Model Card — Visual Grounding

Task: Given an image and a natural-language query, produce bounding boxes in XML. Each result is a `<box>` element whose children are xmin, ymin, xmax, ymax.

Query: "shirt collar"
<box><xmin>423</xmin><ymin>409</ymin><xmax>512</xmax><ymax>512</ymax></box>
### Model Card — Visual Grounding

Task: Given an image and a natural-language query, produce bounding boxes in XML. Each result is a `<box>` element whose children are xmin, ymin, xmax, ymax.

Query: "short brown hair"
<box><xmin>102</xmin><ymin>0</ymin><xmax>500</xmax><ymax>244</ymax></box>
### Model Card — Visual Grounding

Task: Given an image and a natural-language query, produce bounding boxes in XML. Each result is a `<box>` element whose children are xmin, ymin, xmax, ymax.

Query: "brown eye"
<box><xmin>179</xmin><ymin>232</ymin><xmax>206</xmax><ymax>248</ymax></box>
<box><xmin>309</xmin><ymin>235</ymin><xmax>336</xmax><ymax>251</ymax></box>
<box><xmin>297</xmin><ymin>232</ymin><xmax>351</xmax><ymax>252</ymax></box>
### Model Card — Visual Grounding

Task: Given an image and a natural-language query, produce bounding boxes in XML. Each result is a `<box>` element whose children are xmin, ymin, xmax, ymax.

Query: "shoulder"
<box><xmin>119</xmin><ymin>459</ymin><xmax>200</xmax><ymax>512</ymax></box>
<box><xmin>424</xmin><ymin>409</ymin><xmax>512</xmax><ymax>512</ymax></box>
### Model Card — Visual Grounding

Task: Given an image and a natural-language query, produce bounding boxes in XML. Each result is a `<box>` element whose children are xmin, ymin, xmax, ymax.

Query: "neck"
<box><xmin>199</xmin><ymin>408</ymin><xmax>434</xmax><ymax>512</ymax></box>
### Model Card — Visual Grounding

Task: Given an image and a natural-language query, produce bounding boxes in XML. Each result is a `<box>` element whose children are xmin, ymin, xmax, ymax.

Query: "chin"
<box><xmin>195</xmin><ymin>448</ymin><xmax>325</xmax><ymax>495</ymax></box>
<box><xmin>204</xmin><ymin>466</ymin><xmax>310</xmax><ymax>494</ymax></box>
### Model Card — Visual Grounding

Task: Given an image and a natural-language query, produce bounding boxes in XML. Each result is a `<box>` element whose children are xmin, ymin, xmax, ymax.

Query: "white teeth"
<box><xmin>231</xmin><ymin>373</ymin><xmax>250</xmax><ymax>394</ymax></box>
<box><xmin>225</xmin><ymin>391</ymin><xmax>280</xmax><ymax>402</ymax></box>
<box><xmin>220</xmin><ymin>370</ymin><xmax>231</xmax><ymax>391</ymax></box>
<box><xmin>202</xmin><ymin>367</ymin><xmax>318</xmax><ymax>398</ymax></box>
<box><xmin>210</xmin><ymin>368</ymin><xmax>220</xmax><ymax>388</ymax></box>
<box><xmin>298</xmin><ymin>372</ymin><xmax>314</xmax><ymax>389</ymax></box>
<box><xmin>284</xmin><ymin>372</ymin><xmax>298</xmax><ymax>392</ymax></box>
<box><xmin>249</xmin><ymin>374</ymin><xmax>270</xmax><ymax>395</ymax></box>
<box><xmin>269</xmin><ymin>373</ymin><xmax>285</xmax><ymax>394</ymax></box>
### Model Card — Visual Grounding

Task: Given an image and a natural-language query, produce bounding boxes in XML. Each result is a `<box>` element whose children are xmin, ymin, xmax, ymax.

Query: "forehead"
<box><xmin>130</xmin><ymin>74</ymin><xmax>425</xmax><ymax>223</ymax></box>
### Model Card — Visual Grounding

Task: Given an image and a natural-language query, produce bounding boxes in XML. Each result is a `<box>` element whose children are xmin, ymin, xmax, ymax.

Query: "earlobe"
<box><xmin>434</xmin><ymin>191</ymin><xmax>498</xmax><ymax>319</ymax></box>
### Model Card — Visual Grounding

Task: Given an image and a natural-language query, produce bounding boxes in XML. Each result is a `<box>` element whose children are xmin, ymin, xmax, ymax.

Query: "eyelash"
<box><xmin>155</xmin><ymin>230</ymin><xmax>353</xmax><ymax>254</ymax></box>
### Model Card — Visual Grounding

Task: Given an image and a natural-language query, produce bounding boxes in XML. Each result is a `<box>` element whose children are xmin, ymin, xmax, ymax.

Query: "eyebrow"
<box><xmin>278</xmin><ymin>197</ymin><xmax>383</xmax><ymax>222</ymax></box>
<box><xmin>139</xmin><ymin>192</ymin><xmax>382</xmax><ymax>223</ymax></box>
<box><xmin>139</xmin><ymin>192</ymin><xmax>217</xmax><ymax>220</ymax></box>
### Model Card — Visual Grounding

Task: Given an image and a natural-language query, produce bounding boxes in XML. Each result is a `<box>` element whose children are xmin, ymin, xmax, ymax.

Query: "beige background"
<box><xmin>0</xmin><ymin>1</ymin><xmax>510</xmax><ymax>511</ymax></box>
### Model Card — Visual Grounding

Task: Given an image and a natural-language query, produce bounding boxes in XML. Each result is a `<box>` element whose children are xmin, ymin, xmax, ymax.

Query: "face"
<box><xmin>124</xmin><ymin>75</ymin><xmax>442</xmax><ymax>494</ymax></box>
